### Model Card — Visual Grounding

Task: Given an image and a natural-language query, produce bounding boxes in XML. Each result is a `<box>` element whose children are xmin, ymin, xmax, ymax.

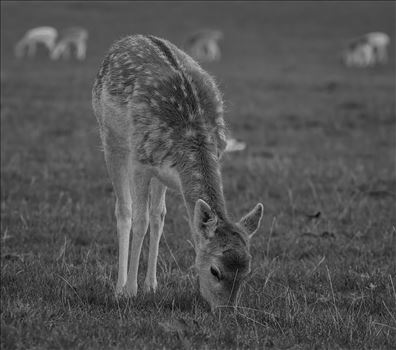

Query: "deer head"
<box><xmin>193</xmin><ymin>199</ymin><xmax>263</xmax><ymax>311</ymax></box>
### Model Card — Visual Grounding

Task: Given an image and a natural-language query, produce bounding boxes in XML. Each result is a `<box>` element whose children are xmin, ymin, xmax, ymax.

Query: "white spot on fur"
<box><xmin>124</xmin><ymin>85</ymin><xmax>133</xmax><ymax>94</ymax></box>
<box><xmin>133</xmin><ymin>101</ymin><xmax>148</xmax><ymax>114</ymax></box>
<box><xmin>164</xmin><ymin>138</ymin><xmax>173</xmax><ymax>149</ymax></box>
<box><xmin>192</xmin><ymin>171</ymin><xmax>203</xmax><ymax>179</ymax></box>
<box><xmin>185</xmin><ymin>128</ymin><xmax>196</xmax><ymax>138</ymax></box>
<box><xmin>150</xmin><ymin>98</ymin><xmax>159</xmax><ymax>108</ymax></box>
<box><xmin>218</xmin><ymin>128</ymin><xmax>226</xmax><ymax>143</ymax></box>
<box><xmin>210</xmin><ymin>152</ymin><xmax>218</xmax><ymax>162</ymax></box>
<box><xmin>216</xmin><ymin>116</ymin><xmax>225</xmax><ymax>126</ymax></box>
<box><xmin>197</xmin><ymin>105</ymin><xmax>203</xmax><ymax>116</ymax></box>
<box><xmin>181</xmin><ymin>84</ymin><xmax>188</xmax><ymax>97</ymax></box>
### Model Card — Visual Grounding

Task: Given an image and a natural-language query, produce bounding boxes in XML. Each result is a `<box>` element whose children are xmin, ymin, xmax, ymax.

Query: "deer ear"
<box><xmin>194</xmin><ymin>199</ymin><xmax>217</xmax><ymax>239</ymax></box>
<box><xmin>238</xmin><ymin>203</ymin><xmax>264</xmax><ymax>238</ymax></box>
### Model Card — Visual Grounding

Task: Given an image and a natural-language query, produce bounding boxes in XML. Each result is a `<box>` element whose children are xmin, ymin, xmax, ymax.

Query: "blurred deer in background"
<box><xmin>92</xmin><ymin>34</ymin><xmax>263</xmax><ymax>310</ymax></box>
<box><xmin>51</xmin><ymin>27</ymin><xmax>89</xmax><ymax>61</ymax></box>
<box><xmin>14</xmin><ymin>26</ymin><xmax>58</xmax><ymax>59</ymax></box>
<box><xmin>342</xmin><ymin>32</ymin><xmax>390</xmax><ymax>67</ymax></box>
<box><xmin>343</xmin><ymin>41</ymin><xmax>375</xmax><ymax>67</ymax></box>
<box><xmin>365</xmin><ymin>32</ymin><xmax>390</xmax><ymax>64</ymax></box>
<box><xmin>184</xmin><ymin>29</ymin><xmax>223</xmax><ymax>63</ymax></box>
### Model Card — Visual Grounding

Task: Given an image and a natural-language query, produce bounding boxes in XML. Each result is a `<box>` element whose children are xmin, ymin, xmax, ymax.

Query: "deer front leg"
<box><xmin>63</xmin><ymin>45</ymin><xmax>71</xmax><ymax>60</ymax></box>
<box><xmin>124</xmin><ymin>169</ymin><xmax>151</xmax><ymax>297</ymax></box>
<box><xmin>104</xmin><ymin>149</ymin><xmax>132</xmax><ymax>295</ymax></box>
<box><xmin>145</xmin><ymin>178</ymin><xmax>167</xmax><ymax>292</ymax></box>
<box><xmin>76</xmin><ymin>41</ymin><xmax>86</xmax><ymax>60</ymax></box>
<box><xmin>27</xmin><ymin>42</ymin><xmax>36</xmax><ymax>58</ymax></box>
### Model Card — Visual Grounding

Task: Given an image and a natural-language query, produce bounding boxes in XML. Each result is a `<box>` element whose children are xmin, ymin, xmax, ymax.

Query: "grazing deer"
<box><xmin>365</xmin><ymin>32</ymin><xmax>390</xmax><ymax>64</ymax></box>
<box><xmin>14</xmin><ymin>26</ymin><xmax>58</xmax><ymax>59</ymax></box>
<box><xmin>92</xmin><ymin>34</ymin><xmax>263</xmax><ymax>310</ymax></box>
<box><xmin>184</xmin><ymin>29</ymin><xmax>223</xmax><ymax>63</ymax></box>
<box><xmin>342</xmin><ymin>32</ymin><xmax>390</xmax><ymax>67</ymax></box>
<box><xmin>343</xmin><ymin>41</ymin><xmax>375</xmax><ymax>67</ymax></box>
<box><xmin>51</xmin><ymin>27</ymin><xmax>89</xmax><ymax>61</ymax></box>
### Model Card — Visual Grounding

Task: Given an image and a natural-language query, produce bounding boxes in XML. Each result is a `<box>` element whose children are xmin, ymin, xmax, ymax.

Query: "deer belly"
<box><xmin>153</xmin><ymin>164</ymin><xmax>181</xmax><ymax>191</ymax></box>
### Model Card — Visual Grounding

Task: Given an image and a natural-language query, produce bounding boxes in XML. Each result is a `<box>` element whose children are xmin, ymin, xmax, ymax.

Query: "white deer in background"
<box><xmin>184</xmin><ymin>29</ymin><xmax>224</xmax><ymax>63</ymax></box>
<box><xmin>51</xmin><ymin>27</ymin><xmax>89</xmax><ymax>61</ymax></box>
<box><xmin>14</xmin><ymin>26</ymin><xmax>58</xmax><ymax>59</ymax></box>
<box><xmin>343</xmin><ymin>42</ymin><xmax>375</xmax><ymax>67</ymax></box>
<box><xmin>365</xmin><ymin>32</ymin><xmax>390</xmax><ymax>64</ymax></box>
<box><xmin>342</xmin><ymin>32</ymin><xmax>390</xmax><ymax>67</ymax></box>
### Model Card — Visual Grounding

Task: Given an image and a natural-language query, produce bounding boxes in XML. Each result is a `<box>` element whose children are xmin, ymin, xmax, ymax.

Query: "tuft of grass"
<box><xmin>1</xmin><ymin>1</ymin><xmax>395</xmax><ymax>349</ymax></box>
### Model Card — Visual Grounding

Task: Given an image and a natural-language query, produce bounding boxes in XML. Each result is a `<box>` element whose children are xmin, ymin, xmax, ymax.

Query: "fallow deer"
<box><xmin>342</xmin><ymin>32</ymin><xmax>390</xmax><ymax>67</ymax></box>
<box><xmin>92</xmin><ymin>34</ymin><xmax>263</xmax><ymax>310</ymax></box>
<box><xmin>365</xmin><ymin>32</ymin><xmax>390</xmax><ymax>64</ymax></box>
<box><xmin>184</xmin><ymin>29</ymin><xmax>223</xmax><ymax>63</ymax></box>
<box><xmin>51</xmin><ymin>27</ymin><xmax>89</xmax><ymax>61</ymax></box>
<box><xmin>14</xmin><ymin>26</ymin><xmax>58</xmax><ymax>59</ymax></box>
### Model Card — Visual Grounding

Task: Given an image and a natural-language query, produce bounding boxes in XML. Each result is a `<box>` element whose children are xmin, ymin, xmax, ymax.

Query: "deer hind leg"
<box><xmin>51</xmin><ymin>42</ymin><xmax>68</xmax><ymax>60</ymax></box>
<box><xmin>27</xmin><ymin>41</ymin><xmax>36</xmax><ymax>58</ymax></box>
<box><xmin>76</xmin><ymin>41</ymin><xmax>86</xmax><ymax>60</ymax></box>
<box><xmin>124</xmin><ymin>167</ymin><xmax>151</xmax><ymax>297</ymax></box>
<box><xmin>44</xmin><ymin>39</ymin><xmax>55</xmax><ymax>56</ymax></box>
<box><xmin>14</xmin><ymin>40</ymin><xmax>24</xmax><ymax>58</ymax></box>
<box><xmin>50</xmin><ymin>44</ymin><xmax>60</xmax><ymax>60</ymax></box>
<box><xmin>104</xmin><ymin>146</ymin><xmax>132</xmax><ymax>295</ymax></box>
<box><xmin>378</xmin><ymin>46</ymin><xmax>388</xmax><ymax>64</ymax></box>
<box><xmin>144</xmin><ymin>178</ymin><xmax>167</xmax><ymax>292</ymax></box>
<box><xmin>61</xmin><ymin>43</ymin><xmax>71</xmax><ymax>60</ymax></box>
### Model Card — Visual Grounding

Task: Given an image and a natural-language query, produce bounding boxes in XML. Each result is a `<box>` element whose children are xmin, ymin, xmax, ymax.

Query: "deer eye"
<box><xmin>210</xmin><ymin>266</ymin><xmax>223</xmax><ymax>281</ymax></box>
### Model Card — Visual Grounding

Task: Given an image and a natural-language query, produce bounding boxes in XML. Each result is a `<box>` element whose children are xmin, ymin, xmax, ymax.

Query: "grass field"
<box><xmin>1</xmin><ymin>1</ymin><xmax>395</xmax><ymax>349</ymax></box>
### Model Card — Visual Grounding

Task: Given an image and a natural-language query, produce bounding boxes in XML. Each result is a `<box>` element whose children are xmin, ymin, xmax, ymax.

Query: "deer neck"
<box><xmin>177</xmin><ymin>148</ymin><xmax>227</xmax><ymax>229</ymax></box>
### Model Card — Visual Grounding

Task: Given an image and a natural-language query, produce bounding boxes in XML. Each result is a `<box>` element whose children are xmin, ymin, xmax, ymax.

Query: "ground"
<box><xmin>1</xmin><ymin>1</ymin><xmax>395</xmax><ymax>349</ymax></box>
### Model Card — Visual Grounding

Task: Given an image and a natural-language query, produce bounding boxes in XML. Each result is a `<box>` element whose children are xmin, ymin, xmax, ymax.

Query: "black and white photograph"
<box><xmin>1</xmin><ymin>1</ymin><xmax>395</xmax><ymax>349</ymax></box>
